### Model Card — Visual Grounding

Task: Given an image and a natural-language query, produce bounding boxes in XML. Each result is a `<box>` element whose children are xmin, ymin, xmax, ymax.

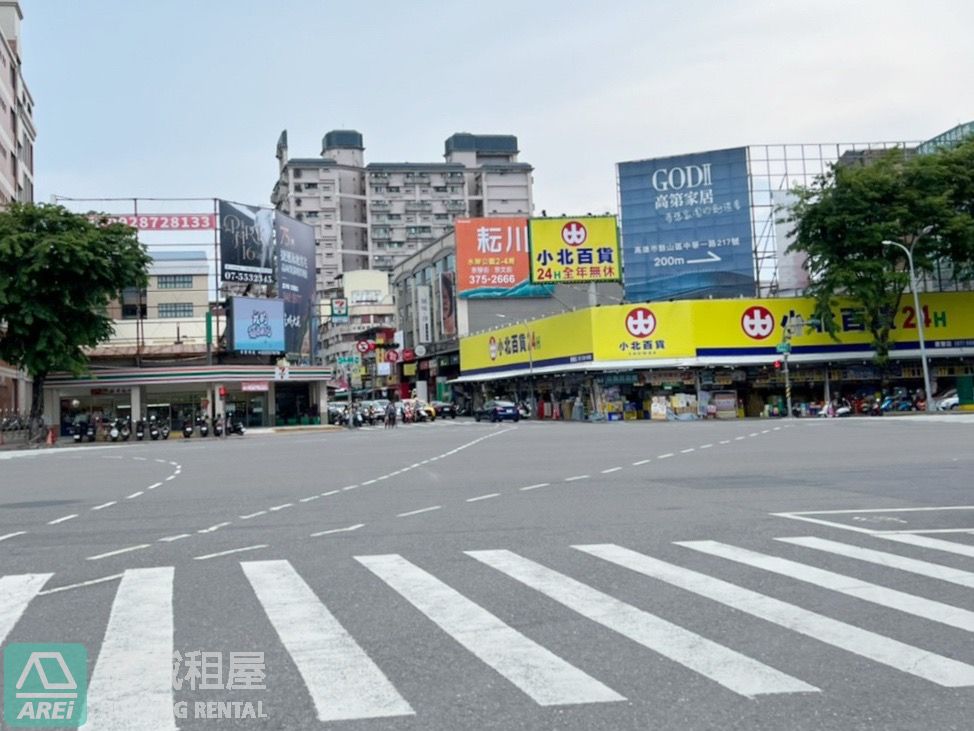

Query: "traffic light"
<box><xmin>773</xmin><ymin>360</ymin><xmax>783</xmax><ymax>370</ymax></box>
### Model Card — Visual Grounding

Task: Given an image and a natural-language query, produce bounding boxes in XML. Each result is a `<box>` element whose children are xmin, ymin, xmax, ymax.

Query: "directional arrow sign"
<box><xmin>685</xmin><ymin>250</ymin><xmax>722</xmax><ymax>265</ymax></box>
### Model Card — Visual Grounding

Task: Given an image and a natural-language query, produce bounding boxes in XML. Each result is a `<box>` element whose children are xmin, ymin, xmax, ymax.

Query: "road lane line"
<box><xmin>194</xmin><ymin>545</ymin><xmax>268</xmax><ymax>560</ymax></box>
<box><xmin>198</xmin><ymin>522</ymin><xmax>232</xmax><ymax>534</ymax></box>
<box><xmin>165</xmin><ymin>475</ymin><xmax>176</xmax><ymax>481</ymax></box>
<box><xmin>719</xmin><ymin>440</ymin><xmax>731</xmax><ymax>444</ymax></box>
<box><xmin>300</xmin><ymin>496</ymin><xmax>320</xmax><ymax>503</ymax></box>
<box><xmin>126</xmin><ymin>491</ymin><xmax>144</xmax><ymax>499</ymax></box>
<box><xmin>362</xmin><ymin>479</ymin><xmax>377</xmax><ymax>485</ymax></box>
<box><xmin>48</xmin><ymin>514</ymin><xmax>78</xmax><ymax>525</ymax></box>
<box><xmin>269</xmin><ymin>503</ymin><xmax>293</xmax><ymax>511</ymax></box>
<box><xmin>466</xmin><ymin>493</ymin><xmax>500</xmax><ymax>502</ymax></box>
<box><xmin>565</xmin><ymin>475</ymin><xmax>589</xmax><ymax>482</ymax></box>
<box><xmin>91</xmin><ymin>501</ymin><xmax>117</xmax><ymax>511</ymax></box>
<box><xmin>519</xmin><ymin>483</ymin><xmax>549</xmax><ymax>491</ymax></box>
<box><xmin>0</xmin><ymin>531</ymin><xmax>27</xmax><ymax>542</ymax></box>
<box><xmin>38</xmin><ymin>573</ymin><xmax>124</xmax><ymax>596</ymax></box>
<box><xmin>358</xmin><ymin>554</ymin><xmax>624</xmax><ymax>706</ymax></box>
<box><xmin>735</xmin><ymin>436</ymin><xmax>746</xmax><ymax>441</ymax></box>
<box><xmin>310</xmin><ymin>524</ymin><xmax>364</xmax><ymax>537</ymax></box>
<box><xmin>147</xmin><ymin>482</ymin><xmax>163</xmax><ymax>490</ymax></box>
<box><xmin>243</xmin><ymin>559</ymin><xmax>414</xmax><ymax>721</ymax></box>
<box><xmin>748</xmin><ymin>432</ymin><xmax>759</xmax><ymax>437</ymax></box>
<box><xmin>878</xmin><ymin>533</ymin><xmax>974</xmax><ymax>558</ymax></box>
<box><xmin>700</xmin><ymin>444</ymin><xmax>713</xmax><ymax>449</ymax></box>
<box><xmin>468</xmin><ymin>550</ymin><xmax>815</xmax><ymax>698</ymax></box>
<box><xmin>158</xmin><ymin>534</ymin><xmax>191</xmax><ymax>543</ymax></box>
<box><xmin>677</xmin><ymin>540</ymin><xmax>974</xmax><ymax>633</ymax></box>
<box><xmin>680</xmin><ymin>448</ymin><xmax>695</xmax><ymax>454</ymax></box>
<box><xmin>87</xmin><ymin>544</ymin><xmax>151</xmax><ymax>561</ymax></box>
<box><xmin>132</xmin><ymin>456</ymin><xmax>147</xmax><ymax>461</ymax></box>
<box><xmin>240</xmin><ymin>511</ymin><xmax>267</xmax><ymax>520</ymax></box>
<box><xmin>1</xmin><ymin>574</ymin><xmax>52</xmax><ymax>643</ymax></box>
<box><xmin>576</xmin><ymin>543</ymin><xmax>974</xmax><ymax>688</ymax></box>
<box><xmin>82</xmin><ymin>567</ymin><xmax>175</xmax><ymax>730</ymax></box>
<box><xmin>322</xmin><ymin>489</ymin><xmax>341</xmax><ymax>496</ymax></box>
<box><xmin>601</xmin><ymin>467</ymin><xmax>623</xmax><ymax>474</ymax></box>
<box><xmin>342</xmin><ymin>485</ymin><xmax>358</xmax><ymax>491</ymax></box>
<box><xmin>657</xmin><ymin>453</ymin><xmax>674</xmax><ymax>459</ymax></box>
<box><xmin>777</xmin><ymin>536</ymin><xmax>974</xmax><ymax>588</ymax></box>
<box><xmin>632</xmin><ymin>459</ymin><xmax>651</xmax><ymax>466</ymax></box>
<box><xmin>396</xmin><ymin>505</ymin><xmax>441</xmax><ymax>518</ymax></box>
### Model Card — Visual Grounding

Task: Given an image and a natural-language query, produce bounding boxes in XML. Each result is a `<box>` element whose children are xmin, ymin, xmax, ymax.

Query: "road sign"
<box><xmin>414</xmin><ymin>344</ymin><xmax>427</xmax><ymax>357</ymax></box>
<box><xmin>776</xmin><ymin>342</ymin><xmax>792</xmax><ymax>354</ymax></box>
<box><xmin>355</xmin><ymin>340</ymin><xmax>372</xmax><ymax>354</ymax></box>
<box><xmin>337</xmin><ymin>355</ymin><xmax>361</xmax><ymax>367</ymax></box>
<box><xmin>385</xmin><ymin>350</ymin><xmax>400</xmax><ymax>363</ymax></box>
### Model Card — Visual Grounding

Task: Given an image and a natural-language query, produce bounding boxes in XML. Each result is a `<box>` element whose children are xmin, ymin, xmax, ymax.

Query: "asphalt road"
<box><xmin>1</xmin><ymin>415</ymin><xmax>973</xmax><ymax>730</ymax></box>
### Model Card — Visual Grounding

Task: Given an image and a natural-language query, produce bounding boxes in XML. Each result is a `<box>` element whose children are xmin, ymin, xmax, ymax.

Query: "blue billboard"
<box><xmin>228</xmin><ymin>296</ymin><xmax>286</xmax><ymax>354</ymax></box>
<box><xmin>618</xmin><ymin>147</ymin><xmax>755</xmax><ymax>301</ymax></box>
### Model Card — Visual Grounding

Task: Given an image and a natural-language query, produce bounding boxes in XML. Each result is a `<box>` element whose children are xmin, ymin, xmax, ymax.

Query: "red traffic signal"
<box><xmin>773</xmin><ymin>360</ymin><xmax>783</xmax><ymax>370</ymax></box>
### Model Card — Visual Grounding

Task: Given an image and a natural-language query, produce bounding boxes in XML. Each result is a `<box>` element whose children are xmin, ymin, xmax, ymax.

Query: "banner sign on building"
<box><xmin>440</xmin><ymin>271</ymin><xmax>457</xmax><ymax>337</ymax></box>
<box><xmin>414</xmin><ymin>285</ymin><xmax>433</xmax><ymax>344</ymax></box>
<box><xmin>227</xmin><ymin>296</ymin><xmax>285</xmax><ymax>354</ymax></box>
<box><xmin>528</xmin><ymin>215</ymin><xmax>621</xmax><ymax>284</ymax></box>
<box><xmin>455</xmin><ymin>217</ymin><xmax>552</xmax><ymax>298</ymax></box>
<box><xmin>617</xmin><ymin>147</ymin><xmax>755</xmax><ymax>301</ymax></box>
<box><xmin>274</xmin><ymin>212</ymin><xmax>316</xmax><ymax>358</ymax></box>
<box><xmin>330</xmin><ymin>298</ymin><xmax>349</xmax><ymax>324</ymax></box>
<box><xmin>218</xmin><ymin>200</ymin><xmax>276</xmax><ymax>285</ymax></box>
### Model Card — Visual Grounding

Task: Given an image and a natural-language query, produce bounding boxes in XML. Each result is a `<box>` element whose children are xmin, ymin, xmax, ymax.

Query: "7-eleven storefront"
<box><xmin>45</xmin><ymin>365</ymin><xmax>333</xmax><ymax>435</ymax></box>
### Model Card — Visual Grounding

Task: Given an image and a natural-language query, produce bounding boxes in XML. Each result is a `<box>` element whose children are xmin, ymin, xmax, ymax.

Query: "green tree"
<box><xmin>785</xmin><ymin>140</ymin><xmax>974</xmax><ymax>365</ymax></box>
<box><xmin>0</xmin><ymin>203</ymin><xmax>150</xmax><ymax>435</ymax></box>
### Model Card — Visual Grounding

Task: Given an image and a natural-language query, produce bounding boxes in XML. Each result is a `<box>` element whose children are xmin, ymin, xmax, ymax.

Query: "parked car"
<box><xmin>474</xmin><ymin>399</ymin><xmax>521</xmax><ymax>422</ymax></box>
<box><xmin>431</xmin><ymin>400</ymin><xmax>457</xmax><ymax>419</ymax></box>
<box><xmin>937</xmin><ymin>391</ymin><xmax>959</xmax><ymax>410</ymax></box>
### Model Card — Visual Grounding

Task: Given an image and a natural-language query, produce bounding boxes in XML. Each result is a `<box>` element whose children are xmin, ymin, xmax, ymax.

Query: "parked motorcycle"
<box><xmin>213</xmin><ymin>415</ymin><xmax>224</xmax><ymax>437</ymax></box>
<box><xmin>197</xmin><ymin>415</ymin><xmax>209</xmax><ymax>437</ymax></box>
<box><xmin>109</xmin><ymin>418</ymin><xmax>121</xmax><ymax>442</ymax></box>
<box><xmin>160</xmin><ymin>421</ymin><xmax>171</xmax><ymax>440</ymax></box>
<box><xmin>182</xmin><ymin>419</ymin><xmax>194</xmax><ymax>439</ymax></box>
<box><xmin>227</xmin><ymin>416</ymin><xmax>246</xmax><ymax>436</ymax></box>
<box><xmin>135</xmin><ymin>419</ymin><xmax>146</xmax><ymax>441</ymax></box>
<box><xmin>120</xmin><ymin>417</ymin><xmax>132</xmax><ymax>441</ymax></box>
<box><xmin>86</xmin><ymin>420</ymin><xmax>97</xmax><ymax>442</ymax></box>
<box><xmin>72</xmin><ymin>420</ymin><xmax>84</xmax><ymax>443</ymax></box>
<box><xmin>149</xmin><ymin>417</ymin><xmax>160</xmax><ymax>441</ymax></box>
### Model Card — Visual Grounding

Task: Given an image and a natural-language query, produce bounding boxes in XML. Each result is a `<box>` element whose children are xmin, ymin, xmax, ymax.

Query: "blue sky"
<box><xmin>21</xmin><ymin>0</ymin><xmax>974</xmax><ymax>214</ymax></box>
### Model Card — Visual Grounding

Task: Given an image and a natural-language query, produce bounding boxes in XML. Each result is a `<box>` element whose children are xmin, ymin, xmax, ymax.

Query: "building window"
<box><xmin>158</xmin><ymin>302</ymin><xmax>194</xmax><ymax>318</ymax></box>
<box><xmin>121</xmin><ymin>287</ymin><xmax>147</xmax><ymax>320</ymax></box>
<box><xmin>156</xmin><ymin>274</ymin><xmax>193</xmax><ymax>289</ymax></box>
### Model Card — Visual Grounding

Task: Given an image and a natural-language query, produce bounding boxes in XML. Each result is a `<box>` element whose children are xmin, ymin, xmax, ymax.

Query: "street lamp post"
<box><xmin>882</xmin><ymin>240</ymin><xmax>934</xmax><ymax>412</ymax></box>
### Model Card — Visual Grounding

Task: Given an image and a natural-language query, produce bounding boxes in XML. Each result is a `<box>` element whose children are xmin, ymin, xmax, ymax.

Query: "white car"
<box><xmin>935</xmin><ymin>389</ymin><xmax>959</xmax><ymax>411</ymax></box>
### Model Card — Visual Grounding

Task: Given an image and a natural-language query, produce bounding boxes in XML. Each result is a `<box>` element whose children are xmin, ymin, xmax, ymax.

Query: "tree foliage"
<box><xmin>0</xmin><ymin>203</ymin><xmax>150</xmax><ymax>423</ymax></box>
<box><xmin>785</xmin><ymin>139</ymin><xmax>974</xmax><ymax>364</ymax></box>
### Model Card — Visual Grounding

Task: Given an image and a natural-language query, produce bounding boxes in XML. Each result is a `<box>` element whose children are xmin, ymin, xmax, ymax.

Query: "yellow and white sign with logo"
<box><xmin>528</xmin><ymin>216</ymin><xmax>621</xmax><ymax>284</ymax></box>
<box><xmin>459</xmin><ymin>293</ymin><xmax>974</xmax><ymax>377</ymax></box>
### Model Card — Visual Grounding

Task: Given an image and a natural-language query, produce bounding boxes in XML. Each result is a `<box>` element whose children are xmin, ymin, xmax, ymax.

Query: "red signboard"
<box><xmin>402</xmin><ymin>348</ymin><xmax>415</xmax><ymax>362</ymax></box>
<box><xmin>90</xmin><ymin>213</ymin><xmax>216</xmax><ymax>230</ymax></box>
<box><xmin>385</xmin><ymin>350</ymin><xmax>400</xmax><ymax>363</ymax></box>
<box><xmin>455</xmin><ymin>217</ymin><xmax>531</xmax><ymax>296</ymax></box>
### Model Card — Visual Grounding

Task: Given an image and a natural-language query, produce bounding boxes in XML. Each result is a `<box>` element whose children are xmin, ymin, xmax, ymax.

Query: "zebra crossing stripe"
<box><xmin>82</xmin><ymin>567</ymin><xmax>176</xmax><ymax>730</ymax></box>
<box><xmin>677</xmin><ymin>540</ymin><xmax>974</xmax><ymax>633</ymax></box>
<box><xmin>576</xmin><ymin>543</ymin><xmax>974</xmax><ymax>688</ymax></box>
<box><xmin>776</xmin><ymin>536</ymin><xmax>974</xmax><ymax>589</ymax></box>
<box><xmin>242</xmin><ymin>560</ymin><xmax>414</xmax><ymax>722</ymax></box>
<box><xmin>878</xmin><ymin>532</ymin><xmax>974</xmax><ymax>559</ymax></box>
<box><xmin>466</xmin><ymin>550</ymin><xmax>816</xmax><ymax>698</ymax></box>
<box><xmin>356</xmin><ymin>554</ymin><xmax>624</xmax><ymax>706</ymax></box>
<box><xmin>0</xmin><ymin>573</ymin><xmax>51</xmax><ymax>644</ymax></box>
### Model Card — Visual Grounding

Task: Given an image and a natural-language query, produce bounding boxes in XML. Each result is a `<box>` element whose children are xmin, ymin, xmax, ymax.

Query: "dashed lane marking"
<box><xmin>91</xmin><ymin>501</ymin><xmax>116</xmax><ymax>511</ymax></box>
<box><xmin>194</xmin><ymin>545</ymin><xmax>268</xmax><ymax>561</ymax></box>
<box><xmin>87</xmin><ymin>544</ymin><xmax>151</xmax><ymax>561</ymax></box>
<box><xmin>240</xmin><ymin>511</ymin><xmax>267</xmax><ymax>520</ymax></box>
<box><xmin>269</xmin><ymin>503</ymin><xmax>293</xmax><ymax>512</ymax></box>
<box><xmin>47</xmin><ymin>514</ymin><xmax>77</xmax><ymax>525</ymax></box>
<box><xmin>466</xmin><ymin>493</ymin><xmax>500</xmax><ymax>502</ymax></box>
<box><xmin>396</xmin><ymin>505</ymin><xmax>441</xmax><ymax>518</ymax></box>
<box><xmin>310</xmin><ymin>524</ymin><xmax>365</xmax><ymax>537</ymax></box>
<box><xmin>601</xmin><ymin>467</ymin><xmax>622</xmax><ymax>474</ymax></box>
<box><xmin>126</xmin><ymin>491</ymin><xmax>144</xmax><ymax>499</ymax></box>
<box><xmin>0</xmin><ymin>531</ymin><xmax>26</xmax><ymax>542</ymax></box>
<box><xmin>158</xmin><ymin>534</ymin><xmax>191</xmax><ymax>543</ymax></box>
<box><xmin>520</xmin><ymin>483</ymin><xmax>550</xmax><ymax>491</ymax></box>
<box><xmin>565</xmin><ymin>475</ymin><xmax>590</xmax><ymax>482</ymax></box>
<box><xmin>632</xmin><ymin>459</ymin><xmax>651</xmax><ymax>466</ymax></box>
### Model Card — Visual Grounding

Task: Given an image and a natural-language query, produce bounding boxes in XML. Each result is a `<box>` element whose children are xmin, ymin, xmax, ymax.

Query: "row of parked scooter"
<box><xmin>71</xmin><ymin>414</ymin><xmax>245</xmax><ymax>443</ymax></box>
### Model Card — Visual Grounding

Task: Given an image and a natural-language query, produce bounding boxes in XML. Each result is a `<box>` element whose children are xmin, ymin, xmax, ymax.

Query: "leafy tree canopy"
<box><xmin>785</xmin><ymin>139</ymin><xmax>974</xmax><ymax>364</ymax></box>
<box><xmin>0</xmin><ymin>203</ymin><xmax>150</xmax><ymax>420</ymax></box>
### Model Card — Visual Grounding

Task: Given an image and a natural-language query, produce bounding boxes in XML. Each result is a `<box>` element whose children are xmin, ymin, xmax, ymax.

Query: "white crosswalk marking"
<box><xmin>242</xmin><ymin>559</ymin><xmax>414</xmax><ymax>722</ymax></box>
<box><xmin>777</xmin><ymin>536</ymin><xmax>974</xmax><ymax>588</ymax></box>
<box><xmin>82</xmin><ymin>567</ymin><xmax>175</xmax><ymax>731</ymax></box>
<box><xmin>357</xmin><ymin>554</ymin><xmax>625</xmax><ymax>706</ymax></box>
<box><xmin>677</xmin><ymin>540</ymin><xmax>974</xmax><ymax>633</ymax></box>
<box><xmin>576</xmin><ymin>543</ymin><xmax>974</xmax><ymax>687</ymax></box>
<box><xmin>0</xmin><ymin>573</ymin><xmax>51</xmax><ymax>643</ymax></box>
<box><xmin>878</xmin><ymin>532</ymin><xmax>974</xmax><ymax>558</ymax></box>
<box><xmin>466</xmin><ymin>550</ymin><xmax>816</xmax><ymax>698</ymax></box>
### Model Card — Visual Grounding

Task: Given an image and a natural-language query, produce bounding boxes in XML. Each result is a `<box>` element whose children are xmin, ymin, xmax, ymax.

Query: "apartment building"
<box><xmin>271</xmin><ymin>130</ymin><xmax>533</xmax><ymax>294</ymax></box>
<box><xmin>0</xmin><ymin>1</ymin><xmax>34</xmax><ymax>205</ymax></box>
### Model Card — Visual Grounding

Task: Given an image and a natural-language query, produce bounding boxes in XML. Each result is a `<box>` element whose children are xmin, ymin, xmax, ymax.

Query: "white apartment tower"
<box><xmin>0</xmin><ymin>1</ymin><xmax>34</xmax><ymax>204</ymax></box>
<box><xmin>271</xmin><ymin>130</ymin><xmax>533</xmax><ymax>294</ymax></box>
